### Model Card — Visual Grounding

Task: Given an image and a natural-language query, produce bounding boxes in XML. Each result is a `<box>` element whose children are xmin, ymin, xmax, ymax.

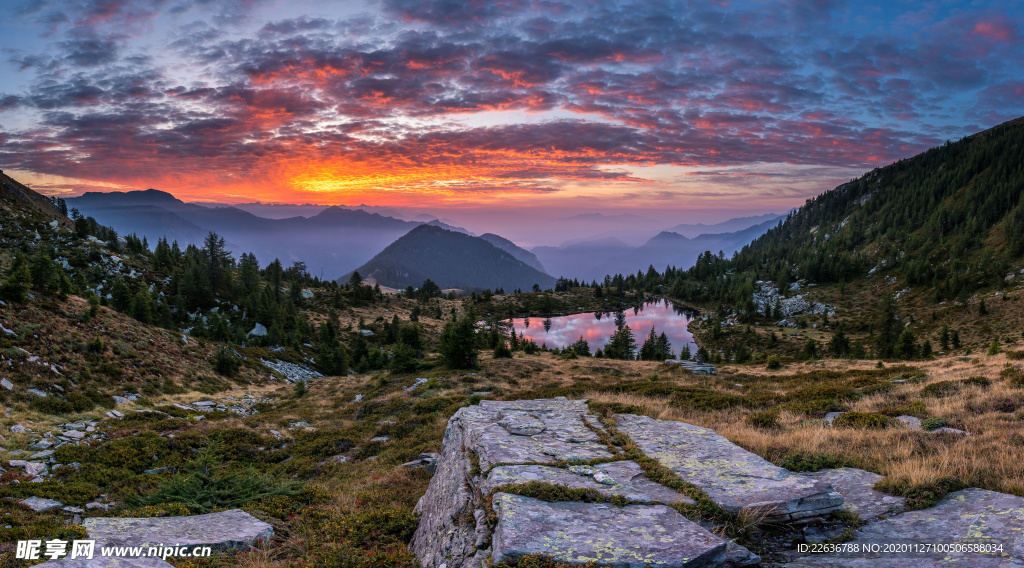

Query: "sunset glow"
<box><xmin>0</xmin><ymin>0</ymin><xmax>1021</xmax><ymax>220</ymax></box>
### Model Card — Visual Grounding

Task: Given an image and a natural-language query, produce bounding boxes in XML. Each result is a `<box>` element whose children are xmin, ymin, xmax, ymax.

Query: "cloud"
<box><xmin>0</xmin><ymin>0</ymin><xmax>1020</xmax><ymax>205</ymax></box>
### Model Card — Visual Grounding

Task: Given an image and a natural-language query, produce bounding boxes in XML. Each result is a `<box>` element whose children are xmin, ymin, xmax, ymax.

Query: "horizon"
<box><xmin>1</xmin><ymin>0</ymin><xmax>1021</xmax><ymax>222</ymax></box>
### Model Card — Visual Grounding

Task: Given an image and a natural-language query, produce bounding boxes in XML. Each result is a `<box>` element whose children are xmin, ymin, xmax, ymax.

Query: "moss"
<box><xmin>777</xmin><ymin>452</ymin><xmax>856</xmax><ymax>472</ymax></box>
<box><xmin>874</xmin><ymin>477</ymin><xmax>966</xmax><ymax>510</ymax></box>
<box><xmin>491</xmin><ymin>481</ymin><xmax>640</xmax><ymax>507</ymax></box>
<box><xmin>832</xmin><ymin>412</ymin><xmax>896</xmax><ymax>429</ymax></box>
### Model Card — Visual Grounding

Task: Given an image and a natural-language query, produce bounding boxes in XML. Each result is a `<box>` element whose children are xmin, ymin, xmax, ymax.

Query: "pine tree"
<box><xmin>439</xmin><ymin>315</ymin><xmax>478</xmax><ymax>369</ymax></box>
<box><xmin>827</xmin><ymin>325</ymin><xmax>851</xmax><ymax>357</ymax></box>
<box><xmin>604</xmin><ymin>326</ymin><xmax>637</xmax><ymax>360</ymax></box>
<box><xmin>0</xmin><ymin>255</ymin><xmax>31</xmax><ymax>302</ymax></box>
<box><xmin>951</xmin><ymin>330</ymin><xmax>961</xmax><ymax>349</ymax></box>
<box><xmin>939</xmin><ymin>325</ymin><xmax>950</xmax><ymax>351</ymax></box>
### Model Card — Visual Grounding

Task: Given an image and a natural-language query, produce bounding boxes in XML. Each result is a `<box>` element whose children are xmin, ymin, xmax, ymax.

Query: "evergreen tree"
<box><xmin>951</xmin><ymin>329</ymin><xmax>962</xmax><ymax>349</ymax></box>
<box><xmin>873</xmin><ymin>294</ymin><xmax>901</xmax><ymax>358</ymax></box>
<box><xmin>604</xmin><ymin>326</ymin><xmax>637</xmax><ymax>360</ymax></box>
<box><xmin>439</xmin><ymin>315</ymin><xmax>478</xmax><ymax>369</ymax></box>
<box><xmin>894</xmin><ymin>329</ymin><xmax>918</xmax><ymax>359</ymax></box>
<box><xmin>939</xmin><ymin>325</ymin><xmax>950</xmax><ymax>351</ymax></box>
<box><xmin>827</xmin><ymin>325</ymin><xmax>851</xmax><ymax>357</ymax></box>
<box><xmin>130</xmin><ymin>288</ymin><xmax>155</xmax><ymax>324</ymax></box>
<box><xmin>0</xmin><ymin>255</ymin><xmax>31</xmax><ymax>302</ymax></box>
<box><xmin>111</xmin><ymin>278</ymin><xmax>131</xmax><ymax>312</ymax></box>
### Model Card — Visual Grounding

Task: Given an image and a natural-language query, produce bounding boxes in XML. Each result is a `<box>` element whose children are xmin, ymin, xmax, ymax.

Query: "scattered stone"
<box><xmin>62</xmin><ymin>506</ymin><xmax>85</xmax><ymax>514</ymax></box>
<box><xmin>370</xmin><ymin>436</ymin><xmax>390</xmax><ymax>442</ymax></box>
<box><xmin>11</xmin><ymin>424</ymin><xmax>28</xmax><ymax>433</ymax></box>
<box><xmin>9</xmin><ymin>460</ymin><xmax>47</xmax><ymax>476</ymax></box>
<box><xmin>27</xmin><ymin>388</ymin><xmax>47</xmax><ymax>397</ymax></box>
<box><xmin>403</xmin><ymin>377</ymin><xmax>430</xmax><ymax>391</ymax></box>
<box><xmin>29</xmin><ymin>450</ymin><xmax>54</xmax><ymax>460</ymax></box>
<box><xmin>894</xmin><ymin>415</ymin><xmax>921</xmax><ymax>430</ymax></box>
<box><xmin>401</xmin><ymin>453</ymin><xmax>440</xmax><ymax>473</ymax></box>
<box><xmin>786</xmin><ymin>488</ymin><xmax>1024</xmax><ymax>567</ymax></box>
<box><xmin>105</xmin><ymin>410</ymin><xmax>124</xmax><ymax>419</ymax></box>
<box><xmin>29</xmin><ymin>439</ymin><xmax>53</xmax><ymax>450</ymax></box>
<box><xmin>357</xmin><ymin>329</ymin><xmax>374</xmax><ymax>336</ymax></box>
<box><xmin>20</xmin><ymin>496</ymin><xmax>64</xmax><ymax>512</ymax></box>
<box><xmin>353</xmin><ymin>394</ymin><xmax>364</xmax><ymax>402</ymax></box>
<box><xmin>490</xmin><ymin>493</ymin><xmax>726</xmax><ymax>567</ymax></box>
<box><xmin>665</xmin><ymin>360</ymin><xmax>718</xmax><ymax>374</ymax></box>
<box><xmin>193</xmin><ymin>400</ymin><xmax>216</xmax><ymax>407</ymax></box>
<box><xmin>824</xmin><ymin>412</ymin><xmax>844</xmax><ymax>425</ymax></box>
<box><xmin>260</xmin><ymin>359</ymin><xmax>323</xmax><ymax>383</ymax></box>
<box><xmin>62</xmin><ymin>430</ymin><xmax>86</xmax><ymax>439</ymax></box>
<box><xmin>247</xmin><ymin>323</ymin><xmax>268</xmax><ymax>337</ymax></box>
<box><xmin>0</xmin><ymin>378</ymin><xmax>12</xmax><ymax>390</ymax></box>
<box><xmin>112</xmin><ymin>395</ymin><xmax>129</xmax><ymax>405</ymax></box>
<box><xmin>617</xmin><ymin>414</ymin><xmax>843</xmax><ymax>522</ymax></box>
<box><xmin>85</xmin><ymin>502</ymin><xmax>113</xmax><ymax>511</ymax></box>
<box><xmin>300</xmin><ymin>289</ymin><xmax>314</xmax><ymax>299</ymax></box>
<box><xmin>932</xmin><ymin>426</ymin><xmax>969</xmax><ymax>435</ymax></box>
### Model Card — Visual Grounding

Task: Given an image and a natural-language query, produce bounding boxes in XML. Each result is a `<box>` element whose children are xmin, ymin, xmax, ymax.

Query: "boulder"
<box><xmin>1</xmin><ymin>378</ymin><xmax>13</xmax><ymax>390</ymax></box>
<box><xmin>21</xmin><ymin>496</ymin><xmax>64</xmax><ymax>512</ymax></box>
<box><xmin>248</xmin><ymin>323</ymin><xmax>268</xmax><ymax>337</ymax></box>
<box><xmin>785</xmin><ymin>488</ymin><xmax>1024</xmax><ymax>567</ymax></box>
<box><xmin>617</xmin><ymin>414</ymin><xmax>843</xmax><ymax>521</ymax></box>
<box><xmin>38</xmin><ymin>509</ymin><xmax>271</xmax><ymax>567</ymax></box>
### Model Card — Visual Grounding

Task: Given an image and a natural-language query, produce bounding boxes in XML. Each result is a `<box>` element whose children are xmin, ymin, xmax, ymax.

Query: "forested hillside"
<box><xmin>347</xmin><ymin>225</ymin><xmax>556</xmax><ymax>292</ymax></box>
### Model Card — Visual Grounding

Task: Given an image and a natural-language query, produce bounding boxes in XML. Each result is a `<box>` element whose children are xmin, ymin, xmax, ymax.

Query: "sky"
<box><xmin>0</xmin><ymin>0</ymin><xmax>1021</xmax><ymax>227</ymax></box>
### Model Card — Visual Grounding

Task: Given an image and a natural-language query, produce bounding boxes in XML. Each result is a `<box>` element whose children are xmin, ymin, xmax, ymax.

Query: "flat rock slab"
<box><xmin>470</xmin><ymin>399</ymin><xmax>614</xmax><ymax>470</ymax></box>
<box><xmin>617</xmin><ymin>414</ymin><xmax>843</xmax><ymax>521</ymax></box>
<box><xmin>83</xmin><ymin>509</ymin><xmax>273</xmax><ymax>551</ymax></box>
<box><xmin>484</xmin><ymin>461</ymin><xmax>696</xmax><ymax>506</ymax></box>
<box><xmin>804</xmin><ymin>468</ymin><xmax>905</xmax><ymax>521</ymax></box>
<box><xmin>786</xmin><ymin>488</ymin><xmax>1024</xmax><ymax>567</ymax></box>
<box><xmin>491</xmin><ymin>493</ymin><xmax>726</xmax><ymax>568</ymax></box>
<box><xmin>21</xmin><ymin>496</ymin><xmax>64</xmax><ymax>512</ymax></box>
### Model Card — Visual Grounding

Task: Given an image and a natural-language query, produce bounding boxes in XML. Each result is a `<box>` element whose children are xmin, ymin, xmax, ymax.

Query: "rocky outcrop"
<box><xmin>410</xmin><ymin>398</ymin><xmax>721</xmax><ymax>568</ymax></box>
<box><xmin>802</xmin><ymin>468</ymin><xmax>905</xmax><ymax>521</ymax></box>
<box><xmin>617</xmin><ymin>414</ymin><xmax>844</xmax><ymax>522</ymax></box>
<box><xmin>411</xmin><ymin>398</ymin><xmax>847</xmax><ymax>567</ymax></box>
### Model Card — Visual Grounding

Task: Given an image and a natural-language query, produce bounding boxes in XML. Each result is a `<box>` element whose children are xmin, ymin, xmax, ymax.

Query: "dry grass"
<box><xmin>579</xmin><ymin>353</ymin><xmax>1024</xmax><ymax>496</ymax></box>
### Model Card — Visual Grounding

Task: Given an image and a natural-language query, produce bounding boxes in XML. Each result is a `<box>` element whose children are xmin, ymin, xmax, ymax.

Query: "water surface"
<box><xmin>508</xmin><ymin>299</ymin><xmax>697</xmax><ymax>357</ymax></box>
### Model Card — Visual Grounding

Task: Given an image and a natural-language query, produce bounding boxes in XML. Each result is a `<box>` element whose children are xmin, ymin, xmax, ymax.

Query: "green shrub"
<box><xmin>920</xmin><ymin>417</ymin><xmax>947</xmax><ymax>431</ymax></box>
<box><xmin>745</xmin><ymin>410</ymin><xmax>780</xmax><ymax>430</ymax></box>
<box><xmin>213</xmin><ymin>347</ymin><xmax>241</xmax><ymax>377</ymax></box>
<box><xmin>765</xmin><ymin>355</ymin><xmax>782</xmax><ymax>370</ymax></box>
<box><xmin>963</xmin><ymin>376</ymin><xmax>991</xmax><ymax>388</ymax></box>
<box><xmin>1001</xmin><ymin>365</ymin><xmax>1024</xmax><ymax>387</ymax></box>
<box><xmin>29</xmin><ymin>397</ymin><xmax>74</xmax><ymax>415</ymax></box>
<box><xmin>1006</xmin><ymin>350</ymin><xmax>1024</xmax><ymax>361</ymax></box>
<box><xmin>833</xmin><ymin>412</ymin><xmax>896</xmax><ymax>429</ymax></box>
<box><xmin>130</xmin><ymin>445</ymin><xmax>302</xmax><ymax>514</ymax></box>
<box><xmin>921</xmin><ymin>380</ymin><xmax>961</xmax><ymax>397</ymax></box>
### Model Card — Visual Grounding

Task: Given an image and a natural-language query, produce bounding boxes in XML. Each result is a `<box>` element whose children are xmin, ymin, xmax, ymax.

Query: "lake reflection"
<box><xmin>508</xmin><ymin>299</ymin><xmax>697</xmax><ymax>356</ymax></box>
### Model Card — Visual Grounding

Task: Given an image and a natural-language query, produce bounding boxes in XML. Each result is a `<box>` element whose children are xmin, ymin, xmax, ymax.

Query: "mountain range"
<box><xmin>532</xmin><ymin>216</ymin><xmax>783</xmax><ymax>281</ymax></box>
<box><xmin>67</xmin><ymin>190</ymin><xmax>465</xmax><ymax>280</ymax></box>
